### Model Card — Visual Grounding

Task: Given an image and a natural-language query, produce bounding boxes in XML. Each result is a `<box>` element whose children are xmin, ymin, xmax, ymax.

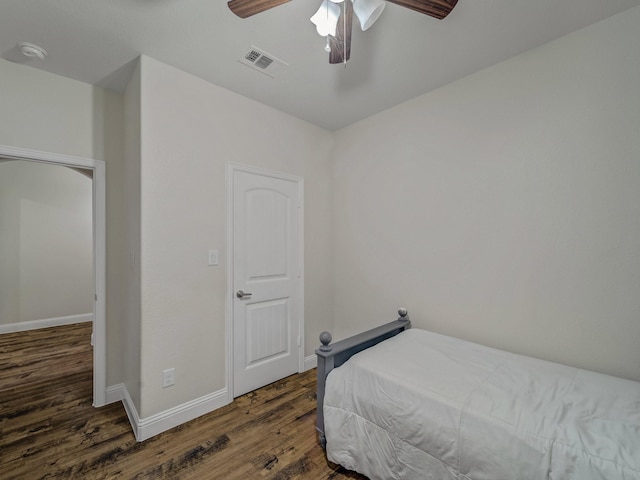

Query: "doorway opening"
<box><xmin>0</xmin><ymin>144</ymin><xmax>106</xmax><ymax>406</ymax></box>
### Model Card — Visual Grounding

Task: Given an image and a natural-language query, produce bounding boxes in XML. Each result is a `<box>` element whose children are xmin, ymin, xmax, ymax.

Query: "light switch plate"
<box><xmin>208</xmin><ymin>249</ymin><xmax>219</xmax><ymax>266</ymax></box>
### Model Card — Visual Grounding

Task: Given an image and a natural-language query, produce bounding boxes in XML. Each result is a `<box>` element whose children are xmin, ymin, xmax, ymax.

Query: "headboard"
<box><xmin>315</xmin><ymin>308</ymin><xmax>411</xmax><ymax>447</ymax></box>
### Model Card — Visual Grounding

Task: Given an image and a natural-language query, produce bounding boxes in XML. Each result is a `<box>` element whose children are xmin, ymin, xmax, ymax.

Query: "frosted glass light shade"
<box><xmin>310</xmin><ymin>0</ymin><xmax>341</xmax><ymax>37</ymax></box>
<box><xmin>353</xmin><ymin>0</ymin><xmax>385</xmax><ymax>31</ymax></box>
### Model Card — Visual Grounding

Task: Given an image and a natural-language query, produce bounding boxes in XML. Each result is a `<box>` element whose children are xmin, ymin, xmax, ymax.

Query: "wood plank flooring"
<box><xmin>0</xmin><ymin>323</ymin><xmax>368</xmax><ymax>479</ymax></box>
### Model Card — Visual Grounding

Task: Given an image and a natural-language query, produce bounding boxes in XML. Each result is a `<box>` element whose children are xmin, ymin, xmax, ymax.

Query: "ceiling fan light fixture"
<box><xmin>229</xmin><ymin>0</ymin><xmax>458</xmax><ymax>65</ymax></box>
<box><xmin>353</xmin><ymin>0</ymin><xmax>385</xmax><ymax>31</ymax></box>
<box><xmin>310</xmin><ymin>0</ymin><xmax>341</xmax><ymax>37</ymax></box>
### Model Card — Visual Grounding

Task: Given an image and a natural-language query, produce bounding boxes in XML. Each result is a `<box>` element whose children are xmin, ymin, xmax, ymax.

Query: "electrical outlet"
<box><xmin>162</xmin><ymin>368</ymin><xmax>175</xmax><ymax>388</ymax></box>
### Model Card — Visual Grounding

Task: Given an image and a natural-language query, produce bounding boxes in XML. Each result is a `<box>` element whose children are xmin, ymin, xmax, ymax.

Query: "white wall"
<box><xmin>0</xmin><ymin>59</ymin><xmax>111</xmax><ymax>160</ymax></box>
<box><xmin>122</xmin><ymin>60</ymin><xmax>143</xmax><ymax>409</ymax></box>
<box><xmin>136</xmin><ymin>56</ymin><xmax>333</xmax><ymax>418</ymax></box>
<box><xmin>332</xmin><ymin>7</ymin><xmax>640</xmax><ymax>381</ymax></box>
<box><xmin>0</xmin><ymin>58</ymin><xmax>125</xmax><ymax>386</ymax></box>
<box><xmin>0</xmin><ymin>160</ymin><xmax>93</xmax><ymax>326</ymax></box>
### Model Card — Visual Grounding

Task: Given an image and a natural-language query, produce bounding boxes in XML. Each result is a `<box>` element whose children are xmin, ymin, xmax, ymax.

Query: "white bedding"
<box><xmin>323</xmin><ymin>329</ymin><xmax>640</xmax><ymax>480</ymax></box>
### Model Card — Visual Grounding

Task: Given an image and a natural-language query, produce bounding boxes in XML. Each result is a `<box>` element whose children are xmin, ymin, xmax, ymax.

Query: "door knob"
<box><xmin>236</xmin><ymin>290</ymin><xmax>252</xmax><ymax>299</ymax></box>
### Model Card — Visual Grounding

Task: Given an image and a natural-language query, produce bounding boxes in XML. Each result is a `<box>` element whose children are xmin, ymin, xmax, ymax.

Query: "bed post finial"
<box><xmin>319</xmin><ymin>331</ymin><xmax>333</xmax><ymax>352</ymax></box>
<box><xmin>398</xmin><ymin>308</ymin><xmax>409</xmax><ymax>321</ymax></box>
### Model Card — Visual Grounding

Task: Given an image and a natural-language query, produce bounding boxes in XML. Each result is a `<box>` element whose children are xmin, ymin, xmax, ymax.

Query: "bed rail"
<box><xmin>315</xmin><ymin>308</ymin><xmax>411</xmax><ymax>448</ymax></box>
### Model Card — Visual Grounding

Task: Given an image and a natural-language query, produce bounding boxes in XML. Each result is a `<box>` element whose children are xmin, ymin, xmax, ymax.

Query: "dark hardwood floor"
<box><xmin>0</xmin><ymin>323</ymin><xmax>367</xmax><ymax>479</ymax></box>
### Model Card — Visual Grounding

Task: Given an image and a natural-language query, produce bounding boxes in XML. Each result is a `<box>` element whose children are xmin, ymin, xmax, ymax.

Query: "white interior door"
<box><xmin>231</xmin><ymin>166</ymin><xmax>303</xmax><ymax>397</ymax></box>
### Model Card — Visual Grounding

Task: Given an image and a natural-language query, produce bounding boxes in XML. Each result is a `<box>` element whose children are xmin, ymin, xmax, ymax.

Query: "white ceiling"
<box><xmin>1</xmin><ymin>0</ymin><xmax>638</xmax><ymax>130</ymax></box>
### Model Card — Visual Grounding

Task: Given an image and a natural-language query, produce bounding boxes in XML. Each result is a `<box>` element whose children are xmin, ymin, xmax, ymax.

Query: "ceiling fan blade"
<box><xmin>228</xmin><ymin>0</ymin><xmax>291</xmax><ymax>18</ymax></box>
<box><xmin>385</xmin><ymin>0</ymin><xmax>458</xmax><ymax>19</ymax></box>
<box><xmin>329</xmin><ymin>0</ymin><xmax>353</xmax><ymax>64</ymax></box>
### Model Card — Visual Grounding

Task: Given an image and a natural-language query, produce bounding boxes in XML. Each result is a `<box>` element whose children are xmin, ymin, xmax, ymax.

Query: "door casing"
<box><xmin>226</xmin><ymin>162</ymin><xmax>304</xmax><ymax>400</ymax></box>
<box><xmin>0</xmin><ymin>144</ymin><xmax>107</xmax><ymax>406</ymax></box>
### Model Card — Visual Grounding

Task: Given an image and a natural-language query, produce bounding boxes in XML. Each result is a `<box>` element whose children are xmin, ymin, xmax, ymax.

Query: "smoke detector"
<box><xmin>19</xmin><ymin>42</ymin><xmax>47</xmax><ymax>60</ymax></box>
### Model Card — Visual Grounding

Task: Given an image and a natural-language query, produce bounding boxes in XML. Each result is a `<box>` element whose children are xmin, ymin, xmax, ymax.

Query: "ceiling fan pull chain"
<box><xmin>343</xmin><ymin>1</ymin><xmax>347</xmax><ymax>67</ymax></box>
<box><xmin>325</xmin><ymin>3</ymin><xmax>332</xmax><ymax>53</ymax></box>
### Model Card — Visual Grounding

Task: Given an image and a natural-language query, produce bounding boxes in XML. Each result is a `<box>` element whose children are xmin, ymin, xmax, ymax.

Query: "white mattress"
<box><xmin>323</xmin><ymin>329</ymin><xmax>640</xmax><ymax>480</ymax></box>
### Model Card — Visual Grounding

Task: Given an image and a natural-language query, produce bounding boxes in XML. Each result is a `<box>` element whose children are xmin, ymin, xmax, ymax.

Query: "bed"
<box><xmin>315</xmin><ymin>309</ymin><xmax>640</xmax><ymax>480</ymax></box>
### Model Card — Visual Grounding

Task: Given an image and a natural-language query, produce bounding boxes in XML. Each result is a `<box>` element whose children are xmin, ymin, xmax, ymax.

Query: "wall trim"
<box><xmin>105</xmin><ymin>383</ymin><xmax>126</xmax><ymax>405</ymax></box>
<box><xmin>304</xmin><ymin>354</ymin><xmax>317</xmax><ymax>371</ymax></box>
<box><xmin>109</xmin><ymin>383</ymin><xmax>231</xmax><ymax>442</ymax></box>
<box><xmin>0</xmin><ymin>313</ymin><xmax>93</xmax><ymax>334</ymax></box>
<box><xmin>107</xmin><ymin>352</ymin><xmax>314</xmax><ymax>443</ymax></box>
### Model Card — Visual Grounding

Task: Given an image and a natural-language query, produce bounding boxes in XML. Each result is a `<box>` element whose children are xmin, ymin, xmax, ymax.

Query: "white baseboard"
<box><xmin>0</xmin><ymin>313</ymin><xmax>93</xmax><ymax>334</ymax></box>
<box><xmin>304</xmin><ymin>354</ymin><xmax>317</xmax><ymax>371</ymax></box>
<box><xmin>105</xmin><ymin>383</ymin><xmax>126</xmax><ymax>405</ymax></box>
<box><xmin>107</xmin><ymin>383</ymin><xmax>231</xmax><ymax>442</ymax></box>
<box><xmin>106</xmin><ymin>356</ymin><xmax>316</xmax><ymax>443</ymax></box>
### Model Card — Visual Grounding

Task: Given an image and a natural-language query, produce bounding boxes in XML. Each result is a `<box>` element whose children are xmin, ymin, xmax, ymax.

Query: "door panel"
<box><xmin>232</xmin><ymin>168</ymin><xmax>302</xmax><ymax>397</ymax></box>
<box><xmin>246</xmin><ymin>189</ymin><xmax>289</xmax><ymax>279</ymax></box>
<box><xmin>245</xmin><ymin>299</ymin><xmax>288</xmax><ymax>366</ymax></box>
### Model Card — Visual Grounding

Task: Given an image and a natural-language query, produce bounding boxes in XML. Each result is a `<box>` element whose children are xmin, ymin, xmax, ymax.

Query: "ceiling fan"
<box><xmin>227</xmin><ymin>0</ymin><xmax>458</xmax><ymax>64</ymax></box>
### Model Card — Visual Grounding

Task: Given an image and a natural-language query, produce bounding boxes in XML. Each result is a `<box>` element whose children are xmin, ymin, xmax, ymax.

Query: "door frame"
<box><xmin>226</xmin><ymin>162</ymin><xmax>304</xmax><ymax>401</ymax></box>
<box><xmin>0</xmin><ymin>144</ymin><xmax>107</xmax><ymax>407</ymax></box>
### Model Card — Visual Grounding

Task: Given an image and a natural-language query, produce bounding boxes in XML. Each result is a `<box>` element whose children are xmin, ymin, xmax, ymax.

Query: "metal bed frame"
<box><xmin>315</xmin><ymin>308</ymin><xmax>411</xmax><ymax>448</ymax></box>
